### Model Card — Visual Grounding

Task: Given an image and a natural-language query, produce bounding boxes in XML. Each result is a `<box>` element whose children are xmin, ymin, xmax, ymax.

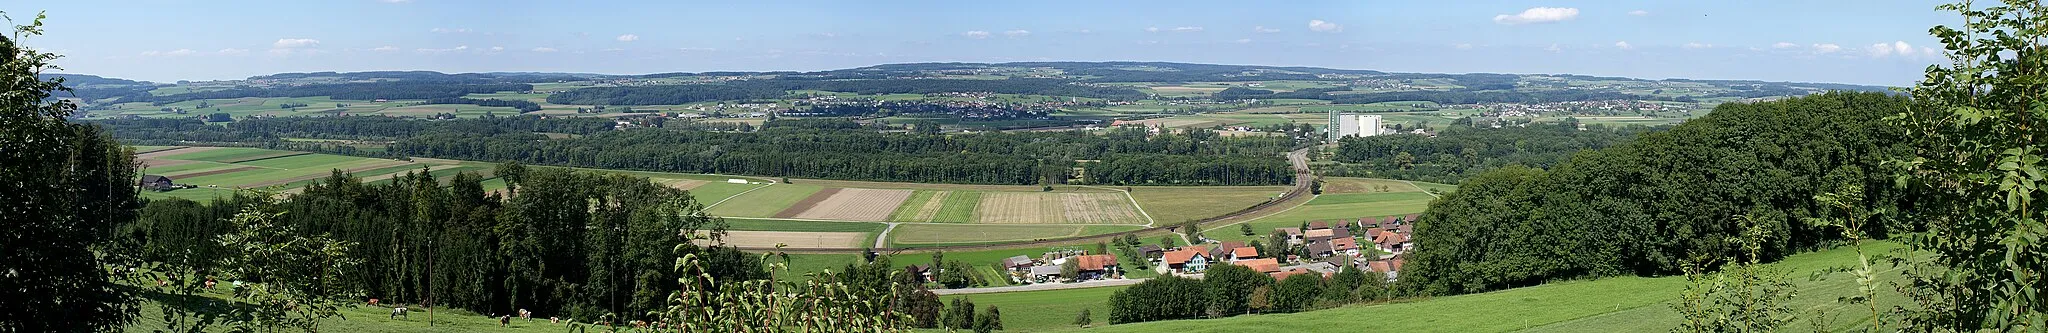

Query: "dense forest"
<box><xmin>547</xmin><ymin>78</ymin><xmax>1148</xmax><ymax>105</ymax></box>
<box><xmin>1398</xmin><ymin>92</ymin><xmax>1918</xmax><ymax>296</ymax></box>
<box><xmin>126</xmin><ymin>81</ymin><xmax>533</xmax><ymax>105</ymax></box>
<box><xmin>1328</xmin><ymin>120</ymin><xmax>1660</xmax><ymax>184</ymax></box>
<box><xmin>93</xmin><ymin>116</ymin><xmax>617</xmax><ymax>144</ymax></box>
<box><xmin>118</xmin><ymin>165</ymin><xmax>765</xmax><ymax>320</ymax></box>
<box><xmin>422</xmin><ymin>97</ymin><xmax>543</xmax><ymax>113</ymax></box>
<box><xmin>392</xmin><ymin>125</ymin><xmax>1295</xmax><ymax>185</ymax></box>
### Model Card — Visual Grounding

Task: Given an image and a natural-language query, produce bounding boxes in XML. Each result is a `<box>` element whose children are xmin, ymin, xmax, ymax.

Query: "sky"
<box><xmin>6</xmin><ymin>0</ymin><xmax>1956</xmax><ymax>86</ymax></box>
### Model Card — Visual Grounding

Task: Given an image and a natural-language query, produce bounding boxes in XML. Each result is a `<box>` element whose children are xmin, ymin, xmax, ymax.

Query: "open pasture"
<box><xmin>889</xmin><ymin>224</ymin><xmax>1091</xmax><ymax>246</ymax></box>
<box><xmin>132</xmin><ymin>147</ymin><xmax>465</xmax><ymax>200</ymax></box>
<box><xmin>1127</xmin><ymin>185</ymin><xmax>1290</xmax><ymax>224</ymax></box>
<box><xmin>716</xmin><ymin>230</ymin><xmax>867</xmax><ymax>248</ymax></box>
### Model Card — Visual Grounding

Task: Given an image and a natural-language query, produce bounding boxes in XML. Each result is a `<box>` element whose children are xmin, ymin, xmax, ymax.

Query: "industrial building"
<box><xmin>1326</xmin><ymin>112</ymin><xmax>1384</xmax><ymax>141</ymax></box>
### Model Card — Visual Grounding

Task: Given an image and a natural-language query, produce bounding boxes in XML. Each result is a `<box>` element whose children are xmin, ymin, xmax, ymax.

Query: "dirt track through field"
<box><xmin>911</xmin><ymin>191</ymin><xmax>950</xmax><ymax>221</ymax></box>
<box><xmin>165</xmin><ymin>166</ymin><xmax>261</xmax><ymax>180</ymax></box>
<box><xmin>1060</xmin><ymin>193</ymin><xmax>1144</xmax><ymax>224</ymax></box>
<box><xmin>974</xmin><ymin>193</ymin><xmax>1065</xmax><ymax>224</ymax></box>
<box><xmin>137</xmin><ymin>146</ymin><xmax>216</xmax><ymax>159</ymax></box>
<box><xmin>713</xmin><ymin>231</ymin><xmax>866</xmax><ymax>248</ymax></box>
<box><xmin>785</xmin><ymin>188</ymin><xmax>913</xmax><ymax>221</ymax></box>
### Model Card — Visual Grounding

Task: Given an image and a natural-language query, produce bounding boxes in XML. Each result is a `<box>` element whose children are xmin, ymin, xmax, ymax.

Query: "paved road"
<box><xmin>931</xmin><ymin>278</ymin><xmax>1148</xmax><ymax>295</ymax></box>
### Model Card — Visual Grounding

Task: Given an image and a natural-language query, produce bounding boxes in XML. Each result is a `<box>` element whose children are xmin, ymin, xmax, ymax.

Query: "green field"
<box><xmin>932</xmin><ymin>191</ymin><xmax>982</xmax><ymax>222</ymax></box>
<box><xmin>1128</xmin><ymin>186</ymin><xmax>1289</xmax><ymax>224</ymax></box>
<box><xmin>890</xmin><ymin>224</ymin><xmax>1090</xmax><ymax>247</ymax></box>
<box><xmin>704</xmin><ymin>184</ymin><xmax>822</xmax><ymax>217</ymax></box>
<box><xmin>1302</xmin><ymin>191</ymin><xmax>1438</xmax><ymax>205</ymax></box>
<box><xmin>889</xmin><ymin>190</ymin><xmax>942</xmax><ymax>221</ymax></box>
<box><xmin>941</xmin><ymin>285</ymin><xmax>1129</xmax><ymax>332</ymax></box>
<box><xmin>136</xmin><ymin>147</ymin><xmax>461</xmax><ymax>201</ymax></box>
<box><xmin>1055</xmin><ymin>242</ymin><xmax>1910</xmax><ymax>333</ymax></box>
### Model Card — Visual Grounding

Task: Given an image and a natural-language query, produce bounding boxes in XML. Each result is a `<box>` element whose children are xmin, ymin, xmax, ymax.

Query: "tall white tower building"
<box><xmin>1327</xmin><ymin>112</ymin><xmax>1383</xmax><ymax>141</ymax></box>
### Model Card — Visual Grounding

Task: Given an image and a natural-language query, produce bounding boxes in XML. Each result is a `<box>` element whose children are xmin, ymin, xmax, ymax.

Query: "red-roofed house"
<box><xmin>1072</xmin><ymin>254</ymin><xmax>1120</xmax><ymax>280</ymax></box>
<box><xmin>1374</xmin><ymin>231</ymin><xmax>1410</xmax><ymax>254</ymax></box>
<box><xmin>1273</xmin><ymin>228</ymin><xmax>1303</xmax><ymax>245</ymax></box>
<box><xmin>1330</xmin><ymin>238</ymin><xmax>1361</xmax><ymax>257</ymax></box>
<box><xmin>1236</xmin><ymin>258</ymin><xmax>1281</xmax><ymax>274</ymax></box>
<box><xmin>1162</xmin><ymin>248</ymin><xmax>1211</xmax><ymax>274</ymax></box>
<box><xmin>1228</xmin><ymin>247</ymin><xmax>1259</xmax><ymax>262</ymax></box>
<box><xmin>1307</xmin><ymin>221</ymin><xmax>1330</xmax><ymax>230</ymax></box>
<box><xmin>1270</xmin><ymin>268</ymin><xmax>1324</xmax><ymax>280</ymax></box>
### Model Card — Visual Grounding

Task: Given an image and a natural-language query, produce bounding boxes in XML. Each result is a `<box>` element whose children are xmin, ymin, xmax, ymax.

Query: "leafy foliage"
<box><xmin>0</xmin><ymin>12</ymin><xmax>143</xmax><ymax>331</ymax></box>
<box><xmin>1331</xmin><ymin>120</ymin><xmax>1657</xmax><ymax>184</ymax></box>
<box><xmin>1892</xmin><ymin>1</ymin><xmax>2048</xmax><ymax>329</ymax></box>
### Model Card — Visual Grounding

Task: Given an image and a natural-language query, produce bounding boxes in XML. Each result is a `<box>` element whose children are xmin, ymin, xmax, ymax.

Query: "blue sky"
<box><xmin>8</xmin><ymin>1</ymin><xmax>1953</xmax><ymax>86</ymax></box>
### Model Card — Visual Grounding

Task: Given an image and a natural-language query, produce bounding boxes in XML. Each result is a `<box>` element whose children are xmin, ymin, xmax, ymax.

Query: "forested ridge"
<box><xmin>1330</xmin><ymin>120</ymin><xmax>1660</xmax><ymax>184</ymax></box>
<box><xmin>1399</xmin><ymin>92</ymin><xmax>1918</xmax><ymax>296</ymax></box>
<box><xmin>546</xmin><ymin>78</ymin><xmax>1150</xmax><ymax>105</ymax></box>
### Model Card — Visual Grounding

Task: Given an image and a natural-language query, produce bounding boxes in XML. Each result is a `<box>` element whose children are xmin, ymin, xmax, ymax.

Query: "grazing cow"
<box><xmin>203</xmin><ymin>279</ymin><xmax>216</xmax><ymax>289</ymax></box>
<box><xmin>367</xmin><ymin>298</ymin><xmax>379</xmax><ymax>306</ymax></box>
<box><xmin>519</xmin><ymin>308</ymin><xmax>531</xmax><ymax>321</ymax></box>
<box><xmin>550</xmin><ymin>316</ymin><xmax>560</xmax><ymax>324</ymax></box>
<box><xmin>499</xmin><ymin>315</ymin><xmax>511</xmax><ymax>327</ymax></box>
<box><xmin>389</xmin><ymin>307</ymin><xmax>407</xmax><ymax>319</ymax></box>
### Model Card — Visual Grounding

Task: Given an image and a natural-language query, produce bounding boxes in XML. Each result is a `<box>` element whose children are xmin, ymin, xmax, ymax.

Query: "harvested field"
<box><xmin>1059</xmin><ymin>193</ymin><xmax>1145</xmax><ymax>224</ymax></box>
<box><xmin>974</xmin><ymin>193</ymin><xmax>1066</xmax><ymax>224</ymax></box>
<box><xmin>780</xmin><ymin>188</ymin><xmax>914</xmax><ymax>221</ymax></box>
<box><xmin>775</xmin><ymin>188</ymin><xmax>841</xmax><ymax>218</ymax></box>
<box><xmin>165</xmin><ymin>166</ymin><xmax>262</xmax><ymax>180</ymax></box>
<box><xmin>1322</xmin><ymin>177</ymin><xmax>1425</xmax><ymax>194</ymax></box>
<box><xmin>656</xmin><ymin>178</ymin><xmax>708</xmax><ymax>190</ymax></box>
<box><xmin>715</xmin><ymin>231</ymin><xmax>866</xmax><ymax>248</ymax></box>
<box><xmin>889</xmin><ymin>224</ymin><xmax>1086</xmax><ymax>245</ymax></box>
<box><xmin>136</xmin><ymin>146</ymin><xmax>215</xmax><ymax>159</ymax></box>
<box><xmin>932</xmin><ymin>192</ymin><xmax>981</xmax><ymax>222</ymax></box>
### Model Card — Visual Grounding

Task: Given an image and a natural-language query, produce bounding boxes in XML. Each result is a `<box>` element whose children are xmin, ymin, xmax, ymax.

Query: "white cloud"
<box><xmin>1545</xmin><ymin>44</ymin><xmax>1562</xmax><ymax>53</ymax></box>
<box><xmin>273</xmin><ymin>38</ymin><xmax>320</xmax><ymax>48</ymax></box>
<box><xmin>1495</xmin><ymin>7</ymin><xmax>1579</xmax><ymax>25</ymax></box>
<box><xmin>615</xmin><ymin>34</ymin><xmax>639</xmax><ymax>42</ymax></box>
<box><xmin>1145</xmin><ymin>27</ymin><xmax>1160</xmax><ymax>32</ymax></box>
<box><xmin>369</xmin><ymin>46</ymin><xmax>399</xmax><ymax>52</ymax></box>
<box><xmin>1683</xmin><ymin>42</ymin><xmax>1713</xmax><ymax>49</ymax></box>
<box><xmin>430</xmin><ymin>28</ymin><xmax>471</xmax><ymax>33</ymax></box>
<box><xmin>217</xmin><ymin>48</ymin><xmax>249</xmax><ymax>55</ymax></box>
<box><xmin>963</xmin><ymin>30</ymin><xmax>991</xmax><ymax>39</ymax></box>
<box><xmin>489</xmin><ymin>46</ymin><xmax>504</xmax><ymax>51</ymax></box>
<box><xmin>1233</xmin><ymin>38</ymin><xmax>1252</xmax><ymax>44</ymax></box>
<box><xmin>139</xmin><ymin>50</ymin><xmax>160</xmax><ymax>56</ymax></box>
<box><xmin>1172</xmin><ymin>26</ymin><xmax>1203</xmax><ymax>32</ymax></box>
<box><xmin>531</xmin><ymin>47</ymin><xmax>558</xmax><ymax>52</ymax></box>
<box><xmin>1253</xmin><ymin>26</ymin><xmax>1280</xmax><ymax>33</ymax></box>
<box><xmin>1614</xmin><ymin>41</ymin><xmax>1633</xmax><ymax>50</ymax></box>
<box><xmin>416</xmin><ymin>45</ymin><xmax>469</xmax><ymax>53</ymax></box>
<box><xmin>1813</xmin><ymin>43</ymin><xmax>1842</xmax><ymax>54</ymax></box>
<box><xmin>1772</xmin><ymin>42</ymin><xmax>1799</xmax><ymax>49</ymax></box>
<box><xmin>1628</xmin><ymin>10</ymin><xmax>1649</xmax><ymax>16</ymax></box>
<box><xmin>1003</xmin><ymin>30</ymin><xmax>1030</xmax><ymax>37</ymax></box>
<box><xmin>1077</xmin><ymin>29</ymin><xmax>1092</xmax><ymax>34</ymax></box>
<box><xmin>1307</xmin><ymin>20</ymin><xmax>1342</xmax><ymax>33</ymax></box>
<box><xmin>1454</xmin><ymin>43</ymin><xmax>1474</xmax><ymax>50</ymax></box>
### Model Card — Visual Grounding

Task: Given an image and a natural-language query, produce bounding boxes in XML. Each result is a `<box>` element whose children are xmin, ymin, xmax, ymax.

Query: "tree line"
<box><xmin>1107</xmin><ymin>263</ymin><xmax>1391</xmax><ymax>325</ymax></box>
<box><xmin>1398</xmin><ymin>92</ymin><xmax>1918</xmax><ymax>296</ymax></box>
<box><xmin>547</xmin><ymin>78</ymin><xmax>1148</xmax><ymax>105</ymax></box>
<box><xmin>422</xmin><ymin>97</ymin><xmax>543</xmax><ymax>113</ymax></box>
<box><xmin>1328</xmin><ymin>119</ymin><xmax>1659</xmax><ymax>184</ymax></box>
<box><xmin>118</xmin><ymin>163</ymin><xmax>766</xmax><ymax>322</ymax></box>
<box><xmin>124</xmin><ymin>81</ymin><xmax>533</xmax><ymax>105</ymax></box>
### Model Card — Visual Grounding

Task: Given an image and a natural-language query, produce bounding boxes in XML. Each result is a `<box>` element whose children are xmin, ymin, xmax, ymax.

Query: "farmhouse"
<box><xmin>904</xmin><ymin>265</ymin><xmax>933</xmax><ymax>283</ymax></box>
<box><xmin>1071</xmin><ymin>254</ymin><xmax>1120</xmax><ymax>280</ymax></box>
<box><xmin>1330</xmin><ymin>238</ymin><xmax>1361</xmax><ymax>257</ymax></box>
<box><xmin>1227</xmin><ymin>247</ymin><xmax>1259</xmax><ymax>262</ymax></box>
<box><xmin>139</xmin><ymin>175</ymin><xmax>175</xmax><ymax>191</ymax></box>
<box><xmin>1209</xmin><ymin>241</ymin><xmax>1246</xmax><ymax>260</ymax></box>
<box><xmin>1272</xmin><ymin>228</ymin><xmax>1303</xmax><ymax>245</ymax></box>
<box><xmin>1000</xmin><ymin>255</ymin><xmax>1034</xmax><ymax>272</ymax></box>
<box><xmin>1029</xmin><ymin>266</ymin><xmax>1062</xmax><ymax>282</ymax></box>
<box><xmin>1138</xmin><ymin>245</ymin><xmax>1165</xmax><ymax>260</ymax></box>
<box><xmin>1161</xmin><ymin>248</ymin><xmax>1211</xmax><ymax>274</ymax></box>
<box><xmin>1374</xmin><ymin>231</ymin><xmax>1410</xmax><ymax>254</ymax></box>
<box><xmin>1235</xmin><ymin>258</ymin><xmax>1281</xmax><ymax>275</ymax></box>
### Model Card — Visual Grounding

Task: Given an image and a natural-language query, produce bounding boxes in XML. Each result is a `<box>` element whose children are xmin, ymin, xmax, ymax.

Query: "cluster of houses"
<box><xmin>1143</xmin><ymin>214</ymin><xmax>1419</xmax><ymax>281</ymax></box>
<box><xmin>992</xmin><ymin>250</ymin><xmax>1122</xmax><ymax>284</ymax></box>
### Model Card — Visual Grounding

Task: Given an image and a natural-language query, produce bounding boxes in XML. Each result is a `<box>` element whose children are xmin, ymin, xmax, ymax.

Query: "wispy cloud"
<box><xmin>1307</xmin><ymin>20</ymin><xmax>1342</xmax><ymax>33</ymax></box>
<box><xmin>415</xmin><ymin>45</ymin><xmax>469</xmax><ymax>53</ymax></box>
<box><xmin>531</xmin><ymin>47</ymin><xmax>558</xmax><ymax>52</ymax></box>
<box><xmin>273</xmin><ymin>38</ymin><xmax>320</xmax><ymax>48</ymax></box>
<box><xmin>141</xmin><ymin>49</ymin><xmax>198</xmax><ymax>57</ymax></box>
<box><xmin>1253</xmin><ymin>26</ymin><xmax>1280</xmax><ymax>33</ymax></box>
<box><xmin>1812</xmin><ymin>43</ymin><xmax>1843</xmax><ymax>54</ymax></box>
<box><xmin>1545</xmin><ymin>44</ymin><xmax>1562</xmax><ymax>53</ymax></box>
<box><xmin>1868</xmin><ymin>40</ymin><xmax>1937</xmax><ymax>58</ymax></box>
<box><xmin>1148</xmin><ymin>26</ymin><xmax>1203</xmax><ymax>33</ymax></box>
<box><xmin>1003</xmin><ymin>30</ymin><xmax>1030</xmax><ymax>37</ymax></box>
<box><xmin>1683</xmin><ymin>42</ymin><xmax>1713</xmax><ymax>49</ymax></box>
<box><xmin>1772</xmin><ymin>42</ymin><xmax>1799</xmax><ymax>49</ymax></box>
<box><xmin>430</xmin><ymin>28</ymin><xmax>471</xmax><ymax>33</ymax></box>
<box><xmin>963</xmin><ymin>30</ymin><xmax>991</xmax><ymax>39</ymax></box>
<box><xmin>1614</xmin><ymin>41</ymin><xmax>1633</xmax><ymax>50</ymax></box>
<box><xmin>1454</xmin><ymin>43</ymin><xmax>1474</xmax><ymax>50</ymax></box>
<box><xmin>1495</xmin><ymin>7</ymin><xmax>1579</xmax><ymax>25</ymax></box>
<box><xmin>216</xmin><ymin>48</ymin><xmax>249</xmax><ymax>55</ymax></box>
<box><xmin>1628</xmin><ymin>10</ymin><xmax>1649</xmax><ymax>16</ymax></box>
<box><xmin>615</xmin><ymin>34</ymin><xmax>639</xmax><ymax>42</ymax></box>
<box><xmin>369</xmin><ymin>46</ymin><xmax>399</xmax><ymax>52</ymax></box>
<box><xmin>1233</xmin><ymin>38</ymin><xmax>1252</xmax><ymax>44</ymax></box>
